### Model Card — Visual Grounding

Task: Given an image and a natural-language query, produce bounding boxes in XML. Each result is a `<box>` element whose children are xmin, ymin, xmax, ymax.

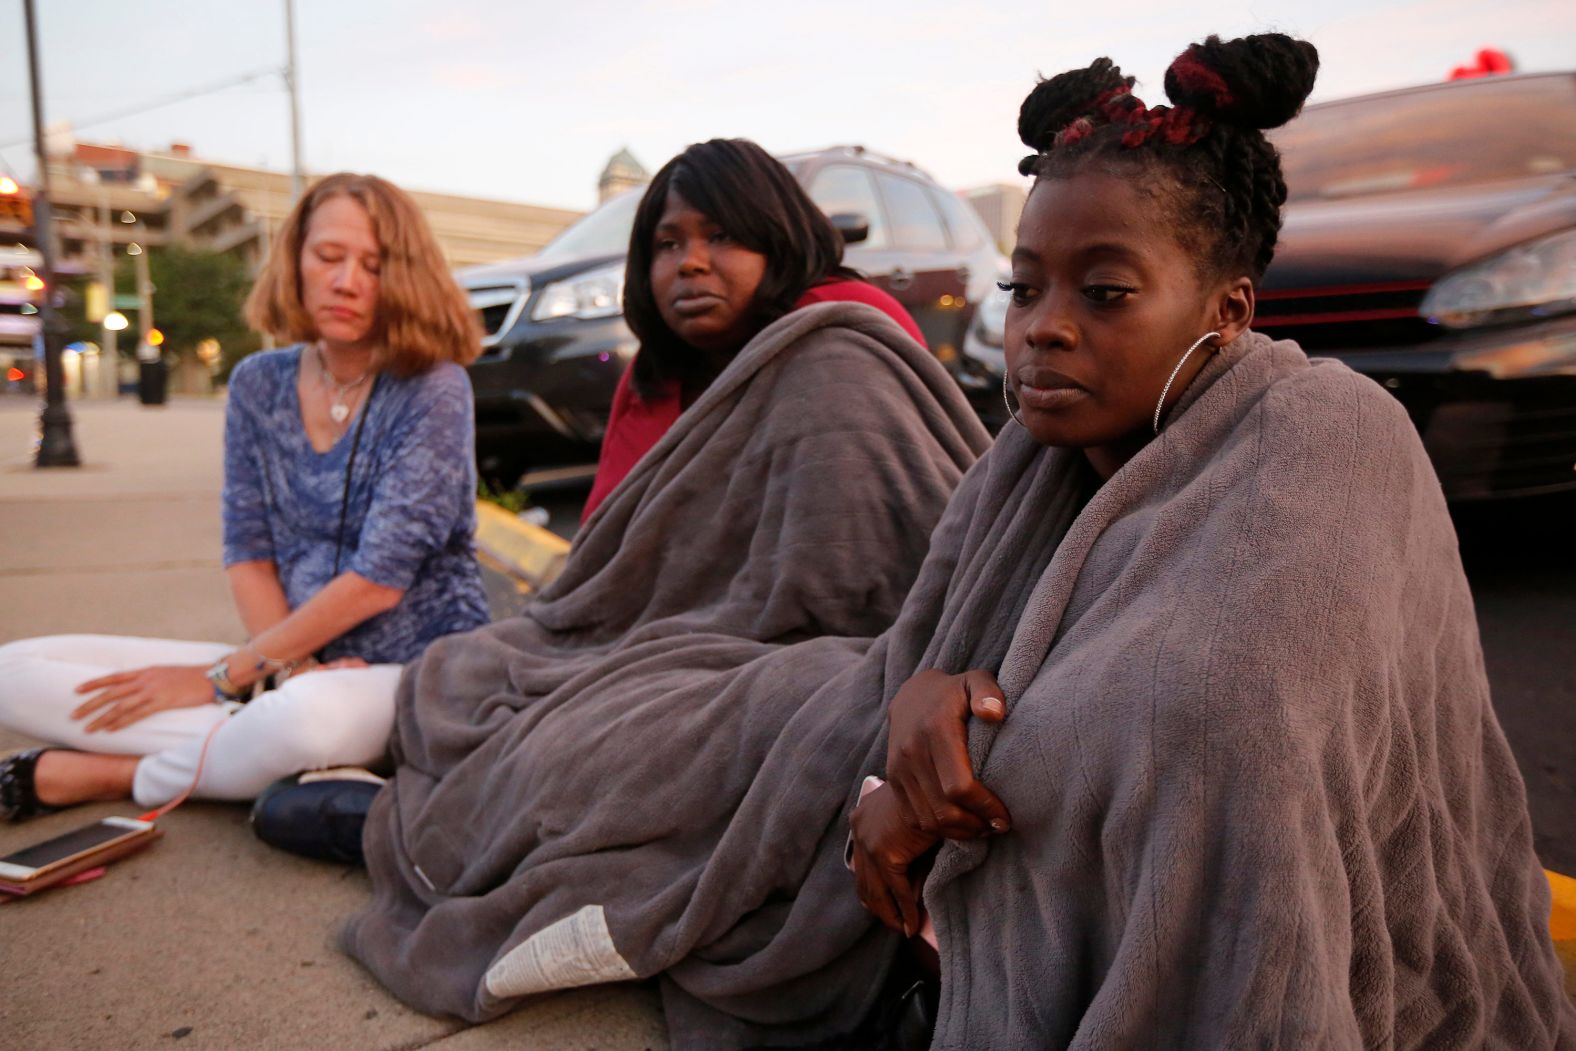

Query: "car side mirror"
<box><xmin>830</xmin><ymin>212</ymin><xmax>870</xmax><ymax>246</ymax></box>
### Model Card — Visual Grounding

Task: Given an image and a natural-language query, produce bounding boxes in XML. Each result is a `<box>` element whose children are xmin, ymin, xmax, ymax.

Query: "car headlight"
<box><xmin>968</xmin><ymin>276</ymin><xmax>1010</xmax><ymax>350</ymax></box>
<box><xmin>1421</xmin><ymin>228</ymin><xmax>1576</xmax><ymax>329</ymax></box>
<box><xmin>530</xmin><ymin>262</ymin><xmax>625</xmax><ymax>322</ymax></box>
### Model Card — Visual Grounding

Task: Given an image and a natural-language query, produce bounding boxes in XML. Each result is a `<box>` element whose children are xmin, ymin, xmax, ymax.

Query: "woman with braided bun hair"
<box><xmin>849</xmin><ymin>31</ymin><xmax>1575</xmax><ymax>1047</ymax></box>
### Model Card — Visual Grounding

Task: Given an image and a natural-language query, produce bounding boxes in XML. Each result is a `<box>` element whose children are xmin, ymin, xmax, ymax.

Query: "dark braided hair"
<box><xmin>1018</xmin><ymin>33</ymin><xmax>1318</xmax><ymax>281</ymax></box>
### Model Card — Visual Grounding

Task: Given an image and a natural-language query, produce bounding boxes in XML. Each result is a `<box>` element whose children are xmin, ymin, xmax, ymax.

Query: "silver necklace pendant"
<box><xmin>315</xmin><ymin>344</ymin><xmax>369</xmax><ymax>429</ymax></box>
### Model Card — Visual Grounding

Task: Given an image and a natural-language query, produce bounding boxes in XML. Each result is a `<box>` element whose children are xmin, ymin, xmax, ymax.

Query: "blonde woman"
<box><xmin>0</xmin><ymin>173</ymin><xmax>488</xmax><ymax>819</ymax></box>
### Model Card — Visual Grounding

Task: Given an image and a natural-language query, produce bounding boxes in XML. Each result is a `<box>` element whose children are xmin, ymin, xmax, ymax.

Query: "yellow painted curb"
<box><xmin>1551</xmin><ymin>869</ymin><xmax>1576</xmax><ymax>941</ymax></box>
<box><xmin>1551</xmin><ymin>869</ymin><xmax>1576</xmax><ymax>1001</ymax></box>
<box><xmin>475</xmin><ymin>501</ymin><xmax>571</xmax><ymax>594</ymax></box>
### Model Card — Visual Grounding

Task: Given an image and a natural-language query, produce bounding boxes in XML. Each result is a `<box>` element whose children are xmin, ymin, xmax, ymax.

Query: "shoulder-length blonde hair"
<box><xmin>245</xmin><ymin>172</ymin><xmax>481</xmax><ymax>374</ymax></box>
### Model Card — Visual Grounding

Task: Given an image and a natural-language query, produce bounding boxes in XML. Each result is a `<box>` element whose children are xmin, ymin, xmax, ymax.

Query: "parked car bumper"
<box><xmin>956</xmin><ymin>315</ymin><xmax>1009</xmax><ymax>433</ymax></box>
<box><xmin>1312</xmin><ymin>315</ymin><xmax>1576</xmax><ymax>501</ymax></box>
<box><xmin>467</xmin><ymin>315</ymin><xmax>638</xmax><ymax>484</ymax></box>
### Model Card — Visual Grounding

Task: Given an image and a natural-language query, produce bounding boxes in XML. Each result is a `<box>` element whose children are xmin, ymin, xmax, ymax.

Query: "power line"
<box><xmin>0</xmin><ymin>67</ymin><xmax>282</xmax><ymax>152</ymax></box>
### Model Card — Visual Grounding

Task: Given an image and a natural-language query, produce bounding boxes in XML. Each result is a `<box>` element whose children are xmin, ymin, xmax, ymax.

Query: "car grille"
<box><xmin>1254</xmin><ymin>280</ymin><xmax>1438</xmax><ymax>351</ymax></box>
<box><xmin>1419</xmin><ymin>383</ymin><xmax>1576</xmax><ymax>500</ymax></box>
<box><xmin>1254</xmin><ymin>280</ymin><xmax>1576</xmax><ymax>499</ymax></box>
<box><xmin>466</xmin><ymin>280</ymin><xmax>528</xmax><ymax>349</ymax></box>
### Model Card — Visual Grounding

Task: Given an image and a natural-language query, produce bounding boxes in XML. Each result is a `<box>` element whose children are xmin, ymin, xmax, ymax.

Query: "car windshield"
<box><xmin>1274</xmin><ymin>75</ymin><xmax>1576</xmax><ymax>202</ymax></box>
<box><xmin>535</xmin><ymin>189</ymin><xmax>642</xmax><ymax>262</ymax></box>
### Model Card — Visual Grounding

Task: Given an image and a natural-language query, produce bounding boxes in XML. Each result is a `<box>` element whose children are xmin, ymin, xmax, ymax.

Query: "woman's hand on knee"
<box><xmin>850</xmin><ymin>782</ymin><xmax>939</xmax><ymax>937</ymax></box>
<box><xmin>886</xmin><ymin>668</ymin><xmax>1011</xmax><ymax>840</ymax></box>
<box><xmin>72</xmin><ymin>664</ymin><xmax>216</xmax><ymax>733</ymax></box>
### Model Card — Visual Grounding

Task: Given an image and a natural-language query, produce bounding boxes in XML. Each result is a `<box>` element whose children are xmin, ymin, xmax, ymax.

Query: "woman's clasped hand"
<box><xmin>852</xmin><ymin>669</ymin><xmax>1010</xmax><ymax>935</ymax></box>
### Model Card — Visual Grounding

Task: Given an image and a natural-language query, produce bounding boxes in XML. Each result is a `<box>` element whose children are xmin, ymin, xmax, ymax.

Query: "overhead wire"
<box><xmin>0</xmin><ymin>67</ymin><xmax>283</xmax><ymax>153</ymax></box>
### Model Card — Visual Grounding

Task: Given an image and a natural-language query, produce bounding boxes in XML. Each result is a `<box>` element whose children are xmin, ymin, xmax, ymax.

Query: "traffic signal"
<box><xmin>146</xmin><ymin>328</ymin><xmax>165</xmax><ymax>347</ymax></box>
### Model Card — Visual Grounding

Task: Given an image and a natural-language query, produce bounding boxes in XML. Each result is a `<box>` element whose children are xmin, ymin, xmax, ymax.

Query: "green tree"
<box><xmin>45</xmin><ymin>247</ymin><xmax>260</xmax><ymax>384</ymax></box>
<box><xmin>51</xmin><ymin>274</ymin><xmax>101</xmax><ymax>349</ymax></box>
<box><xmin>117</xmin><ymin>246</ymin><xmax>260</xmax><ymax>380</ymax></box>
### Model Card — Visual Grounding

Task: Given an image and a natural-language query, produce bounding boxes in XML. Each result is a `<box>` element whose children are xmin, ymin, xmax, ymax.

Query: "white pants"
<box><xmin>0</xmin><ymin>634</ymin><xmax>402</xmax><ymax>808</ymax></box>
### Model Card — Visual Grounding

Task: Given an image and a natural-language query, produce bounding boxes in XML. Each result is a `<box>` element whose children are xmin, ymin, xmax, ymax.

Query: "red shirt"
<box><xmin>581</xmin><ymin>279</ymin><xmax>925</xmax><ymax>521</ymax></box>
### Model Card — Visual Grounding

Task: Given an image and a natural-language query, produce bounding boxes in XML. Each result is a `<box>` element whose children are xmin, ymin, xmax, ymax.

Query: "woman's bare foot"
<box><xmin>32</xmin><ymin>750</ymin><xmax>139</xmax><ymax>806</ymax></box>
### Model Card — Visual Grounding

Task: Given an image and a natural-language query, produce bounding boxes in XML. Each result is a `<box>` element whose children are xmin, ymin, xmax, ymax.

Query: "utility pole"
<box><xmin>284</xmin><ymin>0</ymin><xmax>304</xmax><ymax>204</ymax></box>
<box><xmin>23</xmin><ymin>0</ymin><xmax>79</xmax><ymax>467</ymax></box>
<box><xmin>133</xmin><ymin>231</ymin><xmax>153</xmax><ymax>354</ymax></box>
<box><xmin>89</xmin><ymin>174</ymin><xmax>118</xmax><ymax>398</ymax></box>
<box><xmin>126</xmin><ymin>221</ymin><xmax>163</xmax><ymax>404</ymax></box>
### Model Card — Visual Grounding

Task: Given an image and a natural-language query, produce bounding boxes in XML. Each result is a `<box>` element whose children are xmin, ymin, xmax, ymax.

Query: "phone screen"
<box><xmin>1</xmin><ymin>820</ymin><xmax>143</xmax><ymax>871</ymax></box>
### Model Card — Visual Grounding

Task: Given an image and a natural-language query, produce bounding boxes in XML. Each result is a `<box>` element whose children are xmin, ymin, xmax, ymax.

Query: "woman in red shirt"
<box><xmin>341</xmin><ymin>143</ymin><xmax>990</xmax><ymax>1038</ymax></box>
<box><xmin>582</xmin><ymin>139</ymin><xmax>926</xmax><ymax>520</ymax></box>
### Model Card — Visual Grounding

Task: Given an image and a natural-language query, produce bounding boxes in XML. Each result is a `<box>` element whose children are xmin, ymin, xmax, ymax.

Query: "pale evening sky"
<box><xmin>0</xmin><ymin>0</ymin><xmax>1571</xmax><ymax>213</ymax></box>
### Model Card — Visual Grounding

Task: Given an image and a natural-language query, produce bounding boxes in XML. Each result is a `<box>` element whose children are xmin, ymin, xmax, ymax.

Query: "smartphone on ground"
<box><xmin>0</xmin><ymin>816</ymin><xmax>161</xmax><ymax>895</ymax></box>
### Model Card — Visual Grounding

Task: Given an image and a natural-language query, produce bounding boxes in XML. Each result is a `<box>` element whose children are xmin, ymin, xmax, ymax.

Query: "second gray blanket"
<box><xmin>342</xmin><ymin>302</ymin><xmax>990</xmax><ymax>1042</ymax></box>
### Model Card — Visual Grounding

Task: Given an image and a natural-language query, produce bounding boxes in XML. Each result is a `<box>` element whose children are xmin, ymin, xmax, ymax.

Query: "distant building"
<box><xmin>598</xmin><ymin>148</ymin><xmax>650</xmax><ymax>204</ymax></box>
<box><xmin>961</xmin><ymin>182</ymin><xmax>1027</xmax><ymax>255</ymax></box>
<box><xmin>1</xmin><ymin>132</ymin><xmax>585</xmax><ymax>282</ymax></box>
<box><xmin>0</xmin><ymin>133</ymin><xmax>586</xmax><ymax>392</ymax></box>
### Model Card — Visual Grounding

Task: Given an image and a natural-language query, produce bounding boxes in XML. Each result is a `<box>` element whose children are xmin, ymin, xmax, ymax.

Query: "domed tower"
<box><xmin>597</xmin><ymin>147</ymin><xmax>649</xmax><ymax>203</ymax></box>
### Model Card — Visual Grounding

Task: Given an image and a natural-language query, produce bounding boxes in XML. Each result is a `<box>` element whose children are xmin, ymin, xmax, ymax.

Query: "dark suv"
<box><xmin>461</xmin><ymin>146</ymin><xmax>1005</xmax><ymax>487</ymax></box>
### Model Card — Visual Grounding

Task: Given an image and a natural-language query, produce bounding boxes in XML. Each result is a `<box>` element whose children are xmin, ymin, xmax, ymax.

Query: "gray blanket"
<box><xmin>910</xmin><ymin>333</ymin><xmax>1576</xmax><ymax>1047</ymax></box>
<box><xmin>342</xmin><ymin>302</ymin><xmax>991</xmax><ymax>1042</ymax></box>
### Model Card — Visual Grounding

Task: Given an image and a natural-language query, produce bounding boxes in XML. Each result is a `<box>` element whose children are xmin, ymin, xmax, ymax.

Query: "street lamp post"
<box><xmin>130</xmin><ymin>234</ymin><xmax>153</xmax><ymax>349</ymax></box>
<box><xmin>82</xmin><ymin>169</ymin><xmax>119</xmax><ymax>398</ymax></box>
<box><xmin>23</xmin><ymin>0</ymin><xmax>79</xmax><ymax>466</ymax></box>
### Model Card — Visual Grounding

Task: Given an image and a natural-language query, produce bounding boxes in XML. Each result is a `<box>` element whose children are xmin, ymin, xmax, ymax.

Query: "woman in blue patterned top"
<box><xmin>0</xmin><ymin>173</ymin><xmax>489</xmax><ymax>818</ymax></box>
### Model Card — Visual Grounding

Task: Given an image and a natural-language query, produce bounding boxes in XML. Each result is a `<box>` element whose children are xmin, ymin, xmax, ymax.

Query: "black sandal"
<box><xmin>0</xmin><ymin>748</ymin><xmax>63</xmax><ymax>822</ymax></box>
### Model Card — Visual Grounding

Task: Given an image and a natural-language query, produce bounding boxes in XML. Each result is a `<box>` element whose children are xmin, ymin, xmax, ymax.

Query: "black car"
<box><xmin>462</xmin><ymin>146</ymin><xmax>1005</xmax><ymax>487</ymax></box>
<box><xmin>953</xmin><ymin>72</ymin><xmax>1576</xmax><ymax>501</ymax></box>
<box><xmin>1258</xmin><ymin>72</ymin><xmax>1576</xmax><ymax>501</ymax></box>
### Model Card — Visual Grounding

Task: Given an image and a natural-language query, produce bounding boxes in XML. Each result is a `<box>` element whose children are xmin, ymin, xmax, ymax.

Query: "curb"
<box><xmin>1549</xmin><ymin>868</ymin><xmax>1576</xmax><ymax>998</ymax></box>
<box><xmin>474</xmin><ymin>501</ymin><xmax>571</xmax><ymax>594</ymax></box>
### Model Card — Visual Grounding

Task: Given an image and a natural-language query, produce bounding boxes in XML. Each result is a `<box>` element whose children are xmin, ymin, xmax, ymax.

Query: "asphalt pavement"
<box><xmin>1453</xmin><ymin>494</ymin><xmax>1576</xmax><ymax>874</ymax></box>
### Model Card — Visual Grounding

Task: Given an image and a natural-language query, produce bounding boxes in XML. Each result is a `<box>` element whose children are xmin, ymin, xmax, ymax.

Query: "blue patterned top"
<box><xmin>221</xmin><ymin>346</ymin><xmax>489</xmax><ymax>664</ymax></box>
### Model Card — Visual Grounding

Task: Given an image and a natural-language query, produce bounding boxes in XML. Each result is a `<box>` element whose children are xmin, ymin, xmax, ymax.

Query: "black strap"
<box><xmin>332</xmin><ymin>375</ymin><xmax>378</xmax><ymax>577</ymax></box>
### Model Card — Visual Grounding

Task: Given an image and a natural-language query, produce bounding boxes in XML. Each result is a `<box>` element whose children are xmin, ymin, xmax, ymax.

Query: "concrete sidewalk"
<box><xmin>0</xmin><ymin>397</ymin><xmax>667</xmax><ymax>1051</ymax></box>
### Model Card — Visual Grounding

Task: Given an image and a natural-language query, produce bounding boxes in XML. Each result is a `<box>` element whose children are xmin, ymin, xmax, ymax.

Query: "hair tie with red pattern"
<box><xmin>1168</xmin><ymin>45</ymin><xmax>1236</xmax><ymax>110</ymax></box>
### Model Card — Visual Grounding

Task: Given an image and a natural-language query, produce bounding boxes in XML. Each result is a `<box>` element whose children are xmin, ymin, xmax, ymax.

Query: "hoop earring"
<box><xmin>1152</xmin><ymin>331</ymin><xmax>1221</xmax><ymax>435</ymax></box>
<box><xmin>1002</xmin><ymin>371</ymin><xmax>1025</xmax><ymax>428</ymax></box>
